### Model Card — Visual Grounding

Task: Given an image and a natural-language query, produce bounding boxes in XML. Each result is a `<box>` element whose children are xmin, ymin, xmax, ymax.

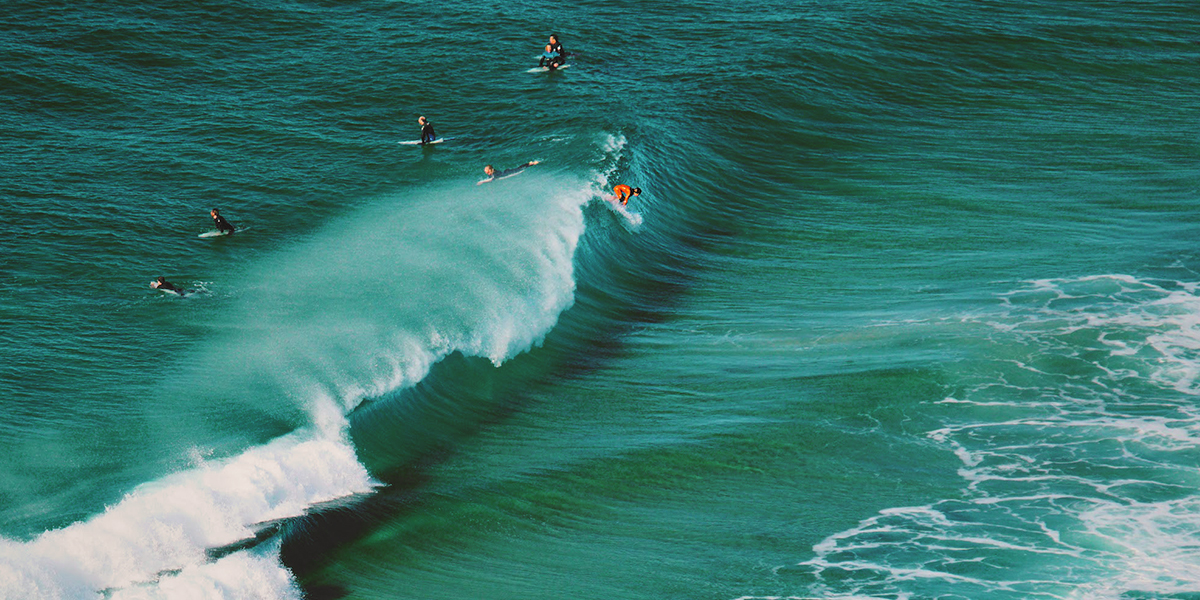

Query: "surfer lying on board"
<box><xmin>210</xmin><ymin>208</ymin><xmax>235</xmax><ymax>235</ymax></box>
<box><xmin>418</xmin><ymin>116</ymin><xmax>436</xmax><ymax>145</ymax></box>
<box><xmin>612</xmin><ymin>184</ymin><xmax>642</xmax><ymax>206</ymax></box>
<box><xmin>478</xmin><ymin>160</ymin><xmax>541</xmax><ymax>184</ymax></box>
<box><xmin>538</xmin><ymin>44</ymin><xmax>562</xmax><ymax>70</ymax></box>
<box><xmin>151</xmin><ymin>276</ymin><xmax>185</xmax><ymax>295</ymax></box>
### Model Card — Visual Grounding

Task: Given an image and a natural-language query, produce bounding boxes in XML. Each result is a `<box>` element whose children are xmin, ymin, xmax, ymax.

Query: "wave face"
<box><xmin>179</xmin><ymin>171</ymin><xmax>593</xmax><ymax>422</ymax></box>
<box><xmin>0</xmin><ymin>151</ymin><xmax>608</xmax><ymax>597</ymax></box>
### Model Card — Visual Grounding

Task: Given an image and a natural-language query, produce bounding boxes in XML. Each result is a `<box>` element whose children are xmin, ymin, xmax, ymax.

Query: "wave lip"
<box><xmin>3</xmin><ymin>164</ymin><xmax>609</xmax><ymax>599</ymax></box>
<box><xmin>186</xmin><ymin>172</ymin><xmax>593</xmax><ymax>422</ymax></box>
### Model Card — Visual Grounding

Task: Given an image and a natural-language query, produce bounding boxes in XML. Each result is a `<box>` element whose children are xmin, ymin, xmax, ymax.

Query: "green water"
<box><xmin>3</xmin><ymin>1</ymin><xmax>1200</xmax><ymax>598</ymax></box>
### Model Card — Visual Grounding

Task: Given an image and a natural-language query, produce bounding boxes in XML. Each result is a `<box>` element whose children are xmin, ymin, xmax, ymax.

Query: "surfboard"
<box><xmin>398</xmin><ymin>137</ymin><xmax>449</xmax><ymax>146</ymax></box>
<box><xmin>477</xmin><ymin>162</ymin><xmax>540</xmax><ymax>185</ymax></box>
<box><xmin>603</xmin><ymin>198</ymin><xmax>643</xmax><ymax>228</ymax></box>
<box><xmin>526</xmin><ymin>63</ymin><xmax>571</xmax><ymax>74</ymax></box>
<box><xmin>477</xmin><ymin>173</ymin><xmax>525</xmax><ymax>185</ymax></box>
<box><xmin>150</xmin><ymin>282</ymin><xmax>185</xmax><ymax>296</ymax></box>
<box><xmin>199</xmin><ymin>226</ymin><xmax>248</xmax><ymax>238</ymax></box>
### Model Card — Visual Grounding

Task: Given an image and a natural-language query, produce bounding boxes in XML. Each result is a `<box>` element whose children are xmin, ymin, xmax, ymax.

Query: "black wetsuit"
<box><xmin>213</xmin><ymin>214</ymin><xmax>235</xmax><ymax>235</ymax></box>
<box><xmin>156</xmin><ymin>280</ymin><xmax>184</xmax><ymax>295</ymax></box>
<box><xmin>494</xmin><ymin>164</ymin><xmax>530</xmax><ymax>178</ymax></box>
<box><xmin>550</xmin><ymin>41</ymin><xmax>565</xmax><ymax>66</ymax></box>
<box><xmin>485</xmin><ymin>162</ymin><xmax>536</xmax><ymax>182</ymax></box>
<box><xmin>420</xmin><ymin>122</ymin><xmax>436</xmax><ymax>144</ymax></box>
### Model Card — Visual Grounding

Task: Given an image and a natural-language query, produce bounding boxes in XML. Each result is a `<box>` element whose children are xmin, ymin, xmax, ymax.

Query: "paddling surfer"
<box><xmin>151</xmin><ymin>276</ymin><xmax>185</xmax><ymax>295</ymax></box>
<box><xmin>479</xmin><ymin>161</ymin><xmax>541</xmax><ymax>184</ymax></box>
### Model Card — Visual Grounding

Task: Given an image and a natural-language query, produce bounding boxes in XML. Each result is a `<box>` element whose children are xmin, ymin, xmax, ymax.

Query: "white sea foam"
<box><xmin>0</xmin><ymin>423</ymin><xmax>370</xmax><ymax>599</ymax></box>
<box><xmin>3</xmin><ymin>142</ymin><xmax>619</xmax><ymax>598</ymax></box>
<box><xmin>587</xmin><ymin>133</ymin><xmax>644</xmax><ymax>229</ymax></box>
<box><xmin>185</xmin><ymin>171</ymin><xmax>592</xmax><ymax>418</ymax></box>
<box><xmin>105</xmin><ymin>539</ymin><xmax>300</xmax><ymax>600</ymax></box>
<box><xmin>799</xmin><ymin>274</ymin><xmax>1200</xmax><ymax>599</ymax></box>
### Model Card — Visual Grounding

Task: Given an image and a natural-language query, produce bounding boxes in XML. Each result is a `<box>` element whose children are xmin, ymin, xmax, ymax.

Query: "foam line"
<box><xmin>797</xmin><ymin>274</ymin><xmax>1200</xmax><ymax>598</ymax></box>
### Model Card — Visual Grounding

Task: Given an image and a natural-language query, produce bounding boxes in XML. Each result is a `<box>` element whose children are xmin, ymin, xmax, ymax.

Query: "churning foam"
<box><xmin>0</xmin><ymin>425</ymin><xmax>371</xmax><ymax>599</ymax></box>
<box><xmin>586</xmin><ymin>133</ymin><xmax>643</xmax><ymax>228</ymax></box>
<box><xmin>798</xmin><ymin>274</ymin><xmax>1200</xmax><ymax>599</ymax></box>
<box><xmin>3</xmin><ymin>158</ymin><xmax>607</xmax><ymax>598</ymax></box>
<box><xmin>187</xmin><ymin>171</ymin><xmax>593</xmax><ymax>418</ymax></box>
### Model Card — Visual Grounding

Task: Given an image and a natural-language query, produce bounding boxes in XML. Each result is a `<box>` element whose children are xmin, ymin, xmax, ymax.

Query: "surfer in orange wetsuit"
<box><xmin>612</xmin><ymin>184</ymin><xmax>641</xmax><ymax>206</ymax></box>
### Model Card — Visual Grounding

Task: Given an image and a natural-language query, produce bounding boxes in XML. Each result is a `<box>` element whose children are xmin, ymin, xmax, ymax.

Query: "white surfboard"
<box><xmin>150</xmin><ymin>282</ymin><xmax>184</xmax><ymax>296</ymax></box>
<box><xmin>198</xmin><ymin>226</ymin><xmax>248</xmax><ymax>238</ymax></box>
<box><xmin>477</xmin><ymin>173</ymin><xmax>526</xmax><ymax>184</ymax></box>
<box><xmin>526</xmin><ymin>63</ymin><xmax>570</xmax><ymax>73</ymax></box>
<box><xmin>603</xmin><ymin>198</ymin><xmax>643</xmax><ymax>228</ymax></box>
<box><xmin>398</xmin><ymin>137</ymin><xmax>449</xmax><ymax>146</ymax></box>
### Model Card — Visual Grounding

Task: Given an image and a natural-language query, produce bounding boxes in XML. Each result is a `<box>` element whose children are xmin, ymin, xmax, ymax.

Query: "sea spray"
<box><xmin>0</xmin><ymin>425</ymin><xmax>371</xmax><ymax>599</ymax></box>
<box><xmin>1</xmin><ymin>171</ymin><xmax>598</xmax><ymax>599</ymax></box>
<box><xmin>177</xmin><ymin>173</ymin><xmax>591</xmax><ymax>422</ymax></box>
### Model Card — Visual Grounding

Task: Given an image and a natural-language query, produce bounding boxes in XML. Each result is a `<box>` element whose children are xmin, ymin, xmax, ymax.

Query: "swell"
<box><xmin>0</xmin><ymin>156</ymin><xmax>600</xmax><ymax>598</ymax></box>
<box><xmin>6</xmin><ymin>1</ymin><xmax>850</xmax><ymax>598</ymax></box>
<box><xmin>274</xmin><ymin>124</ymin><xmax>760</xmax><ymax>592</ymax></box>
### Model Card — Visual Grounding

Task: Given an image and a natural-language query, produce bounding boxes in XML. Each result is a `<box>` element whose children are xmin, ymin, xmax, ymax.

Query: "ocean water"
<box><xmin>2</xmin><ymin>0</ymin><xmax>1199</xmax><ymax>598</ymax></box>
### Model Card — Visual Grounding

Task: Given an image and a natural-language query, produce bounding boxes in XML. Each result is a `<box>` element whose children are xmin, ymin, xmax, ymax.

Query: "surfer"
<box><xmin>538</xmin><ymin>44</ymin><xmax>562</xmax><ymax>70</ymax></box>
<box><xmin>210</xmin><ymin>208</ymin><xmax>235</xmax><ymax>235</ymax></box>
<box><xmin>549</xmin><ymin>34</ymin><xmax>566</xmax><ymax>64</ymax></box>
<box><xmin>418</xmin><ymin>116</ymin><xmax>436</xmax><ymax>145</ymax></box>
<box><xmin>150</xmin><ymin>276</ymin><xmax>185</xmax><ymax>295</ymax></box>
<box><xmin>479</xmin><ymin>160</ymin><xmax>541</xmax><ymax>184</ymax></box>
<box><xmin>612</xmin><ymin>184</ymin><xmax>642</xmax><ymax>206</ymax></box>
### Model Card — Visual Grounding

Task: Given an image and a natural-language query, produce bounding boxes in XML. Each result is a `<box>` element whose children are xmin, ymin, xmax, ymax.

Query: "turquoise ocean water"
<box><xmin>3</xmin><ymin>1</ymin><xmax>1200</xmax><ymax>598</ymax></box>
